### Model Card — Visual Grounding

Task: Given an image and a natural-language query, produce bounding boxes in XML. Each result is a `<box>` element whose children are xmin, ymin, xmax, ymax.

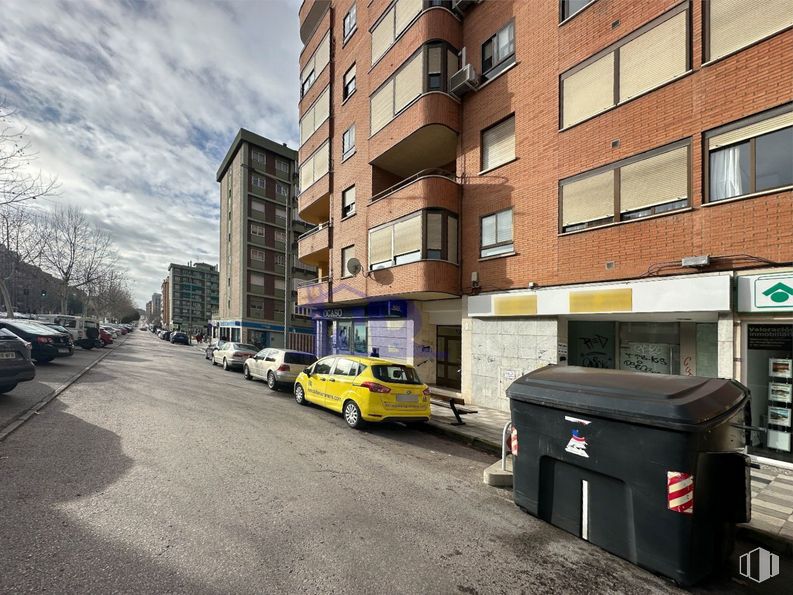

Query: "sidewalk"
<box><xmin>424</xmin><ymin>401</ymin><xmax>793</xmax><ymax>549</ymax></box>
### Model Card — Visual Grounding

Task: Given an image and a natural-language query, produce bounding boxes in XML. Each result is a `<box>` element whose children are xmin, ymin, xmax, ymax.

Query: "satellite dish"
<box><xmin>347</xmin><ymin>257</ymin><xmax>362</xmax><ymax>276</ymax></box>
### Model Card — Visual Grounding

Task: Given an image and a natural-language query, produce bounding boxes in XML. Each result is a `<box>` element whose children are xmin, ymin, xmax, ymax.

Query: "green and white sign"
<box><xmin>738</xmin><ymin>273</ymin><xmax>793</xmax><ymax>312</ymax></box>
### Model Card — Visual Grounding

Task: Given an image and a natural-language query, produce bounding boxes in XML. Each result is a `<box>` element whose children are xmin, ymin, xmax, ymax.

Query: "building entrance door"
<box><xmin>436</xmin><ymin>325</ymin><xmax>462</xmax><ymax>389</ymax></box>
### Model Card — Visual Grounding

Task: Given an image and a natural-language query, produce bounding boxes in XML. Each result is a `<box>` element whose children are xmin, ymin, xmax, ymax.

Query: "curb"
<box><xmin>419</xmin><ymin>421</ymin><xmax>502</xmax><ymax>456</ymax></box>
<box><xmin>737</xmin><ymin>524</ymin><xmax>793</xmax><ymax>556</ymax></box>
<box><xmin>0</xmin><ymin>339</ymin><xmax>125</xmax><ymax>442</ymax></box>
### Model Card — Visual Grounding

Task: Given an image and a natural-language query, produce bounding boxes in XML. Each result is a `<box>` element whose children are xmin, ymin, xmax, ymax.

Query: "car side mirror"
<box><xmin>305</xmin><ymin>369</ymin><xmax>312</xmax><ymax>377</ymax></box>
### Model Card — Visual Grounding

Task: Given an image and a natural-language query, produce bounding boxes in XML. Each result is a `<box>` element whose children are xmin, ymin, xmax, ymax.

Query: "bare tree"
<box><xmin>88</xmin><ymin>267</ymin><xmax>135</xmax><ymax>321</ymax></box>
<box><xmin>0</xmin><ymin>204</ymin><xmax>46</xmax><ymax>316</ymax></box>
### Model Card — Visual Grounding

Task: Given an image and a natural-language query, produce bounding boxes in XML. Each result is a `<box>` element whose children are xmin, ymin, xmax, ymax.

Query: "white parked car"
<box><xmin>212</xmin><ymin>342</ymin><xmax>258</xmax><ymax>371</ymax></box>
<box><xmin>243</xmin><ymin>348</ymin><xmax>317</xmax><ymax>390</ymax></box>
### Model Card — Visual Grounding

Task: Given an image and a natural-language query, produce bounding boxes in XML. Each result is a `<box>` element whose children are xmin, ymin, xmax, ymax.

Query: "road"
<box><xmin>0</xmin><ymin>331</ymin><xmax>788</xmax><ymax>594</ymax></box>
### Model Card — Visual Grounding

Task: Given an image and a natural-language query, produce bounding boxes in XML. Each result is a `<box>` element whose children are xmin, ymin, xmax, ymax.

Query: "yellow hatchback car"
<box><xmin>293</xmin><ymin>355</ymin><xmax>431</xmax><ymax>428</ymax></box>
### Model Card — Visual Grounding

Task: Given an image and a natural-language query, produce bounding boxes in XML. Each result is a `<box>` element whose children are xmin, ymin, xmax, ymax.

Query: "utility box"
<box><xmin>507</xmin><ymin>365</ymin><xmax>750</xmax><ymax>586</ymax></box>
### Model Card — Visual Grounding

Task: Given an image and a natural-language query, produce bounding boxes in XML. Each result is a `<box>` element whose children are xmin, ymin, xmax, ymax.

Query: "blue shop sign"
<box><xmin>312</xmin><ymin>300</ymin><xmax>406</xmax><ymax>320</ymax></box>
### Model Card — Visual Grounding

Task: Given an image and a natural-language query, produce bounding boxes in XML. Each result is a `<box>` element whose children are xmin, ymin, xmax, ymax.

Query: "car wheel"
<box><xmin>223</xmin><ymin>359</ymin><xmax>229</xmax><ymax>371</ymax></box>
<box><xmin>243</xmin><ymin>365</ymin><xmax>252</xmax><ymax>380</ymax></box>
<box><xmin>35</xmin><ymin>357</ymin><xmax>54</xmax><ymax>364</ymax></box>
<box><xmin>0</xmin><ymin>383</ymin><xmax>17</xmax><ymax>394</ymax></box>
<box><xmin>294</xmin><ymin>384</ymin><xmax>307</xmax><ymax>406</ymax></box>
<box><xmin>267</xmin><ymin>371</ymin><xmax>277</xmax><ymax>390</ymax></box>
<box><xmin>211</xmin><ymin>357</ymin><xmax>217</xmax><ymax>366</ymax></box>
<box><xmin>343</xmin><ymin>400</ymin><xmax>365</xmax><ymax>429</ymax></box>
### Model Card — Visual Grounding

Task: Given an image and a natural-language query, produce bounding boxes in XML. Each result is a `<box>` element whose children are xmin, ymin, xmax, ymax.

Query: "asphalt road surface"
<box><xmin>0</xmin><ymin>331</ymin><xmax>788</xmax><ymax>594</ymax></box>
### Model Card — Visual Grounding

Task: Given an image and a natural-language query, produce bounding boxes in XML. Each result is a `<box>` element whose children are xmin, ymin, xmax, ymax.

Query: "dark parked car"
<box><xmin>0</xmin><ymin>328</ymin><xmax>35</xmax><ymax>393</ymax></box>
<box><xmin>160</xmin><ymin>330</ymin><xmax>171</xmax><ymax>341</ymax></box>
<box><xmin>205</xmin><ymin>339</ymin><xmax>226</xmax><ymax>360</ymax></box>
<box><xmin>0</xmin><ymin>319</ymin><xmax>73</xmax><ymax>363</ymax></box>
<box><xmin>41</xmin><ymin>323</ymin><xmax>77</xmax><ymax>350</ymax></box>
<box><xmin>170</xmin><ymin>331</ymin><xmax>189</xmax><ymax>345</ymax></box>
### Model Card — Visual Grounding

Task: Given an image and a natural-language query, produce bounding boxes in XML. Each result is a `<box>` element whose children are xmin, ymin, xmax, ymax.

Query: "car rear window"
<box><xmin>234</xmin><ymin>344</ymin><xmax>258</xmax><ymax>352</ymax></box>
<box><xmin>5</xmin><ymin>321</ymin><xmax>56</xmax><ymax>335</ymax></box>
<box><xmin>284</xmin><ymin>352</ymin><xmax>316</xmax><ymax>365</ymax></box>
<box><xmin>371</xmin><ymin>365</ymin><xmax>422</xmax><ymax>385</ymax></box>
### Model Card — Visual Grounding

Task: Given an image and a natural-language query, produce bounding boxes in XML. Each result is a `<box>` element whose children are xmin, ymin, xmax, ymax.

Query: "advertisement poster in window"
<box><xmin>353</xmin><ymin>322</ymin><xmax>367</xmax><ymax>354</ymax></box>
<box><xmin>337</xmin><ymin>321</ymin><xmax>351</xmax><ymax>353</ymax></box>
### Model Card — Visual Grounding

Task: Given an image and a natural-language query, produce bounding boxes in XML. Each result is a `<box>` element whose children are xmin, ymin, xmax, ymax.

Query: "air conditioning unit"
<box><xmin>450</xmin><ymin>63</ymin><xmax>479</xmax><ymax>98</ymax></box>
<box><xmin>452</xmin><ymin>0</ymin><xmax>483</xmax><ymax>13</ymax></box>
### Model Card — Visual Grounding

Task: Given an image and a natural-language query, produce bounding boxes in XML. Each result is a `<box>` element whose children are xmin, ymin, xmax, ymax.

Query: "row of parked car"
<box><xmin>201</xmin><ymin>340</ymin><xmax>431</xmax><ymax>429</ymax></box>
<box><xmin>151</xmin><ymin>327</ymin><xmax>190</xmax><ymax>345</ymax></box>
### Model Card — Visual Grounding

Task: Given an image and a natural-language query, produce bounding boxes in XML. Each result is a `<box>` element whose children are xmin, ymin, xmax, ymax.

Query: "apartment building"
<box><xmin>165</xmin><ymin>262</ymin><xmax>219</xmax><ymax>334</ymax></box>
<box><xmin>215</xmin><ymin>129</ymin><xmax>316</xmax><ymax>350</ymax></box>
<box><xmin>150</xmin><ymin>292</ymin><xmax>162</xmax><ymax>324</ymax></box>
<box><xmin>160</xmin><ymin>277</ymin><xmax>170</xmax><ymax>328</ymax></box>
<box><xmin>297</xmin><ymin>1</ymin><xmax>793</xmax><ymax>464</ymax></box>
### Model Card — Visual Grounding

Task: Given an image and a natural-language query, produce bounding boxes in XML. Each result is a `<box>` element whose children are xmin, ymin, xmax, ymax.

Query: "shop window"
<box><xmin>353</xmin><ymin>322</ymin><xmax>367</xmax><ymax>354</ymax></box>
<box><xmin>481</xmin><ymin>20</ymin><xmax>515</xmax><ymax>80</ymax></box>
<box><xmin>706</xmin><ymin>0</ymin><xmax>793</xmax><ymax>62</ymax></box>
<box><xmin>480</xmin><ymin>209</ymin><xmax>513</xmax><ymax>258</ymax></box>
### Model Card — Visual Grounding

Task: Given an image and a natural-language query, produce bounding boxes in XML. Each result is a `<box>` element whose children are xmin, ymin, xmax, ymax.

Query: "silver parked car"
<box><xmin>212</xmin><ymin>342</ymin><xmax>258</xmax><ymax>371</ymax></box>
<box><xmin>243</xmin><ymin>348</ymin><xmax>317</xmax><ymax>390</ymax></box>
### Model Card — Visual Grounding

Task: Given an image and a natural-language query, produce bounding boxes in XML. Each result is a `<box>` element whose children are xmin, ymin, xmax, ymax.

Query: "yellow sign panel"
<box><xmin>570</xmin><ymin>288</ymin><xmax>632</xmax><ymax>313</ymax></box>
<box><xmin>493</xmin><ymin>294</ymin><xmax>538</xmax><ymax>316</ymax></box>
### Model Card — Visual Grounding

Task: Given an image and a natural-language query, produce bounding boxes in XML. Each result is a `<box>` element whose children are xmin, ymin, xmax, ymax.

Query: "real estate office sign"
<box><xmin>738</xmin><ymin>272</ymin><xmax>793</xmax><ymax>312</ymax></box>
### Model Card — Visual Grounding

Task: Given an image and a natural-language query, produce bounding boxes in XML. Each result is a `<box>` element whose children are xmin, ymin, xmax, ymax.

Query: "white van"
<box><xmin>36</xmin><ymin>314</ymin><xmax>100</xmax><ymax>349</ymax></box>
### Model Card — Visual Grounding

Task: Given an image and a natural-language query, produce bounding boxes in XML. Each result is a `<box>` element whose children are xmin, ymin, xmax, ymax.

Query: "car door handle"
<box><xmin>328</xmin><ymin>378</ymin><xmax>336</xmax><ymax>382</ymax></box>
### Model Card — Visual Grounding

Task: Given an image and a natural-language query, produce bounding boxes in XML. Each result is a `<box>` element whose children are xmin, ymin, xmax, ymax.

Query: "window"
<box><xmin>299</xmin><ymin>141</ymin><xmax>330</xmax><ymax>191</ymax></box>
<box><xmin>250</xmin><ymin>273</ymin><xmax>265</xmax><ymax>287</ymax></box>
<box><xmin>481</xmin><ymin>21</ymin><xmax>515</xmax><ymax>78</ymax></box>
<box><xmin>300</xmin><ymin>86</ymin><xmax>330</xmax><ymax>146</ymax></box>
<box><xmin>371</xmin><ymin>0</ymin><xmax>424</xmax><ymax>64</ymax></box>
<box><xmin>251</xmin><ymin>199</ymin><xmax>265</xmax><ymax>213</ymax></box>
<box><xmin>275</xmin><ymin>279</ymin><xmax>286</xmax><ymax>292</ymax></box>
<box><xmin>276</xmin><ymin>254</ymin><xmax>286</xmax><ymax>266</ymax></box>
<box><xmin>481</xmin><ymin>210</ymin><xmax>513</xmax><ymax>258</ymax></box>
<box><xmin>251</xmin><ymin>174</ymin><xmax>267</xmax><ymax>189</ymax></box>
<box><xmin>560</xmin><ymin>0</ymin><xmax>595</xmax><ymax>22</ymax></box>
<box><xmin>707</xmin><ymin>107</ymin><xmax>793</xmax><ymax>202</ymax></box>
<box><xmin>276</xmin><ymin>159</ymin><xmax>290</xmax><ymax>175</ymax></box>
<box><xmin>301</xmin><ymin>32</ymin><xmax>330</xmax><ymax>97</ymax></box>
<box><xmin>560</xmin><ymin>141</ymin><xmax>690</xmax><ymax>232</ymax></box>
<box><xmin>276</xmin><ymin>182</ymin><xmax>289</xmax><ymax>197</ymax></box>
<box><xmin>706</xmin><ymin>0</ymin><xmax>792</xmax><ymax>62</ymax></box>
<box><xmin>343</xmin><ymin>65</ymin><xmax>356</xmax><ymax>100</ymax></box>
<box><xmin>560</xmin><ymin>7</ymin><xmax>687</xmax><ymax>128</ymax></box>
<box><xmin>250</xmin><ymin>223</ymin><xmax>266</xmax><ymax>237</ymax></box>
<box><xmin>342</xmin><ymin>125</ymin><xmax>356</xmax><ymax>159</ymax></box>
<box><xmin>481</xmin><ymin>115</ymin><xmax>515</xmax><ymax>171</ymax></box>
<box><xmin>251</xmin><ymin>248</ymin><xmax>266</xmax><ymax>262</ymax></box>
<box><xmin>275</xmin><ymin>207</ymin><xmax>287</xmax><ymax>225</ymax></box>
<box><xmin>342</xmin><ymin>186</ymin><xmax>356</xmax><ymax>218</ymax></box>
<box><xmin>368</xmin><ymin>209</ymin><xmax>458</xmax><ymax>269</ymax></box>
<box><xmin>341</xmin><ymin>245</ymin><xmax>356</xmax><ymax>277</ymax></box>
<box><xmin>343</xmin><ymin>3</ymin><xmax>357</xmax><ymax>40</ymax></box>
<box><xmin>252</xmin><ymin>150</ymin><xmax>266</xmax><ymax>166</ymax></box>
<box><xmin>274</xmin><ymin>230</ymin><xmax>287</xmax><ymax>244</ymax></box>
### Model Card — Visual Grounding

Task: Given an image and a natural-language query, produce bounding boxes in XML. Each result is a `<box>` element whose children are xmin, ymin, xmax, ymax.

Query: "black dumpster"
<box><xmin>507</xmin><ymin>365</ymin><xmax>750</xmax><ymax>586</ymax></box>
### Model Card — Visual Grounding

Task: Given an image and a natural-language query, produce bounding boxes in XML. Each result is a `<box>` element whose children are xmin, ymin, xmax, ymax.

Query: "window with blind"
<box><xmin>342</xmin><ymin>186</ymin><xmax>356</xmax><ymax>217</ymax></box>
<box><xmin>301</xmin><ymin>32</ymin><xmax>330</xmax><ymax>97</ymax></box>
<box><xmin>343</xmin><ymin>3</ymin><xmax>357</xmax><ymax>40</ymax></box>
<box><xmin>561</xmin><ymin>6</ymin><xmax>688</xmax><ymax>128</ymax></box>
<box><xmin>368</xmin><ymin>209</ymin><xmax>458</xmax><ymax>269</ymax></box>
<box><xmin>482</xmin><ymin>21</ymin><xmax>515</xmax><ymax>80</ymax></box>
<box><xmin>343</xmin><ymin>65</ymin><xmax>356</xmax><ymax>100</ymax></box>
<box><xmin>299</xmin><ymin>86</ymin><xmax>330</xmax><ymax>146</ymax></box>
<box><xmin>341</xmin><ymin>245</ymin><xmax>355</xmax><ymax>277</ymax></box>
<box><xmin>371</xmin><ymin>0</ymin><xmax>423</xmax><ymax>64</ymax></box>
<box><xmin>298</xmin><ymin>141</ymin><xmax>330</xmax><ymax>191</ymax></box>
<box><xmin>251</xmin><ymin>199</ymin><xmax>265</xmax><ymax>213</ymax></box>
<box><xmin>560</xmin><ymin>141</ymin><xmax>690</xmax><ymax>232</ymax></box>
<box><xmin>481</xmin><ymin>115</ymin><xmax>515</xmax><ymax>171</ymax></box>
<box><xmin>708</xmin><ymin>0</ymin><xmax>792</xmax><ymax>61</ymax></box>
<box><xmin>707</xmin><ymin>106</ymin><xmax>793</xmax><ymax>202</ymax></box>
<box><xmin>342</xmin><ymin>125</ymin><xmax>356</xmax><ymax>159</ymax></box>
<box><xmin>481</xmin><ymin>210</ymin><xmax>513</xmax><ymax>258</ymax></box>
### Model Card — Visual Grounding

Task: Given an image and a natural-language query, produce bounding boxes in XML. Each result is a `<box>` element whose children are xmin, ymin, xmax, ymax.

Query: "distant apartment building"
<box><xmin>165</xmin><ymin>262</ymin><xmax>219</xmax><ymax>333</ymax></box>
<box><xmin>215</xmin><ymin>129</ymin><xmax>316</xmax><ymax>350</ymax></box>
<box><xmin>151</xmin><ymin>293</ymin><xmax>162</xmax><ymax>318</ymax></box>
<box><xmin>160</xmin><ymin>277</ymin><xmax>170</xmax><ymax>327</ymax></box>
<box><xmin>297</xmin><ymin>1</ymin><xmax>793</xmax><ymax>462</ymax></box>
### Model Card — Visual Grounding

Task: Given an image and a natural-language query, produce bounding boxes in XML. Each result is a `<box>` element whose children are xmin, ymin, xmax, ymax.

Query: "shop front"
<box><xmin>213</xmin><ymin>319</ymin><xmax>315</xmax><ymax>351</ymax></box>
<box><xmin>738</xmin><ymin>270</ymin><xmax>793</xmax><ymax>465</ymax></box>
<box><xmin>312</xmin><ymin>300</ymin><xmax>409</xmax><ymax>358</ymax></box>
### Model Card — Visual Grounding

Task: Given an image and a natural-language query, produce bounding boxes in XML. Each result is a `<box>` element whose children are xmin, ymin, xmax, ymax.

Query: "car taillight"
<box><xmin>360</xmin><ymin>381</ymin><xmax>391</xmax><ymax>393</ymax></box>
<box><xmin>509</xmin><ymin>426</ymin><xmax>518</xmax><ymax>457</ymax></box>
<box><xmin>422</xmin><ymin>387</ymin><xmax>431</xmax><ymax>396</ymax></box>
<box><xmin>277</xmin><ymin>364</ymin><xmax>290</xmax><ymax>372</ymax></box>
<box><xmin>36</xmin><ymin>336</ymin><xmax>53</xmax><ymax>344</ymax></box>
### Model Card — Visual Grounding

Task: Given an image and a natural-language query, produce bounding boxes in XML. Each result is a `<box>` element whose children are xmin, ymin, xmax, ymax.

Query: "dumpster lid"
<box><xmin>506</xmin><ymin>366</ymin><xmax>747</xmax><ymax>430</ymax></box>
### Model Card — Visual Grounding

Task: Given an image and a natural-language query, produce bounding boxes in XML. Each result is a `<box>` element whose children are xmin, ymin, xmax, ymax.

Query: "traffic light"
<box><xmin>40</xmin><ymin>289</ymin><xmax>47</xmax><ymax>298</ymax></box>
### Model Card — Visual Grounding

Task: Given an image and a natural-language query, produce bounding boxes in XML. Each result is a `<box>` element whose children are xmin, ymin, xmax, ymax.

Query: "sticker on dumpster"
<box><xmin>564</xmin><ymin>429</ymin><xmax>589</xmax><ymax>458</ymax></box>
<box><xmin>667</xmin><ymin>471</ymin><xmax>694</xmax><ymax>514</ymax></box>
<box><xmin>564</xmin><ymin>416</ymin><xmax>591</xmax><ymax>425</ymax></box>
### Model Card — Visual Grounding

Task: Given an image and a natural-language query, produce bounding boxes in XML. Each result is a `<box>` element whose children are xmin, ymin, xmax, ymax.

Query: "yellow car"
<box><xmin>293</xmin><ymin>355</ymin><xmax>431</xmax><ymax>428</ymax></box>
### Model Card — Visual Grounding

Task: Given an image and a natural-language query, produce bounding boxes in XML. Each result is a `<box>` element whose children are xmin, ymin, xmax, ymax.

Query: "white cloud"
<box><xmin>0</xmin><ymin>0</ymin><xmax>301</xmax><ymax>306</ymax></box>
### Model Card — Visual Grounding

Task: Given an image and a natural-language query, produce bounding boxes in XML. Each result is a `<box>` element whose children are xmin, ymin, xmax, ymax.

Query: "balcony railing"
<box><xmin>296</xmin><ymin>275</ymin><xmax>330</xmax><ymax>288</ymax></box>
<box><xmin>297</xmin><ymin>221</ymin><xmax>332</xmax><ymax>241</ymax></box>
<box><xmin>370</xmin><ymin>169</ymin><xmax>458</xmax><ymax>204</ymax></box>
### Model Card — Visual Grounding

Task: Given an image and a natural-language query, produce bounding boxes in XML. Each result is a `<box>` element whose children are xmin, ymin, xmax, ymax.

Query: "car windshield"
<box><xmin>371</xmin><ymin>364</ymin><xmax>422</xmax><ymax>385</ymax></box>
<box><xmin>232</xmin><ymin>344</ymin><xmax>258</xmax><ymax>352</ymax></box>
<box><xmin>284</xmin><ymin>352</ymin><xmax>316</xmax><ymax>365</ymax></box>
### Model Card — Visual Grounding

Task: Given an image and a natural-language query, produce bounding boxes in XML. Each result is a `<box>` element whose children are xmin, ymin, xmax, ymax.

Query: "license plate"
<box><xmin>396</xmin><ymin>393</ymin><xmax>418</xmax><ymax>402</ymax></box>
<box><xmin>58</xmin><ymin>348</ymin><xmax>70</xmax><ymax>354</ymax></box>
<box><xmin>0</xmin><ymin>352</ymin><xmax>15</xmax><ymax>359</ymax></box>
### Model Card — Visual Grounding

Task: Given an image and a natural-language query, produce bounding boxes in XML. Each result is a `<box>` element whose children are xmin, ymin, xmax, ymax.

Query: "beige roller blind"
<box><xmin>428</xmin><ymin>46</ymin><xmax>442</xmax><ymax>74</ymax></box>
<box><xmin>562</xmin><ymin>52</ymin><xmax>615</xmax><ymax>128</ymax></box>
<box><xmin>315</xmin><ymin>33</ymin><xmax>330</xmax><ymax>75</ymax></box>
<box><xmin>620</xmin><ymin>146</ymin><xmax>688</xmax><ymax>212</ymax></box>
<box><xmin>315</xmin><ymin>87</ymin><xmax>330</xmax><ymax>126</ymax></box>
<box><xmin>314</xmin><ymin>142</ymin><xmax>329</xmax><ymax>178</ymax></box>
<box><xmin>620</xmin><ymin>12</ymin><xmax>687</xmax><ymax>102</ymax></box>
<box><xmin>370</xmin><ymin>80</ymin><xmax>394</xmax><ymax>134</ymax></box>
<box><xmin>301</xmin><ymin>55</ymin><xmax>315</xmax><ymax>85</ymax></box>
<box><xmin>482</xmin><ymin>116</ymin><xmax>515</xmax><ymax>171</ymax></box>
<box><xmin>709</xmin><ymin>111</ymin><xmax>793</xmax><ymax>149</ymax></box>
<box><xmin>369</xmin><ymin>226</ymin><xmax>393</xmax><ymax>264</ymax></box>
<box><xmin>299</xmin><ymin>159</ymin><xmax>312</xmax><ymax>190</ymax></box>
<box><xmin>447</xmin><ymin>216</ymin><xmax>458</xmax><ymax>263</ymax></box>
<box><xmin>344</xmin><ymin>65</ymin><xmax>356</xmax><ymax>88</ymax></box>
<box><xmin>394</xmin><ymin>53</ymin><xmax>423</xmax><ymax>112</ymax></box>
<box><xmin>371</xmin><ymin>8</ymin><xmax>395</xmax><ymax>63</ymax></box>
<box><xmin>710</xmin><ymin>0</ymin><xmax>793</xmax><ymax>61</ymax></box>
<box><xmin>447</xmin><ymin>49</ymin><xmax>459</xmax><ymax>77</ymax></box>
<box><xmin>299</xmin><ymin>111</ymin><xmax>313</xmax><ymax>146</ymax></box>
<box><xmin>394</xmin><ymin>215</ymin><xmax>422</xmax><ymax>255</ymax></box>
<box><xmin>426</xmin><ymin>212</ymin><xmax>443</xmax><ymax>250</ymax></box>
<box><xmin>342</xmin><ymin>186</ymin><xmax>356</xmax><ymax>208</ymax></box>
<box><xmin>395</xmin><ymin>0</ymin><xmax>422</xmax><ymax>35</ymax></box>
<box><xmin>561</xmin><ymin>170</ymin><xmax>615</xmax><ymax>226</ymax></box>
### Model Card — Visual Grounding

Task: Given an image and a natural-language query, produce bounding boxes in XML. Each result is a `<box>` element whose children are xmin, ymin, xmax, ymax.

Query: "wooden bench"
<box><xmin>430</xmin><ymin>393</ymin><xmax>478</xmax><ymax>426</ymax></box>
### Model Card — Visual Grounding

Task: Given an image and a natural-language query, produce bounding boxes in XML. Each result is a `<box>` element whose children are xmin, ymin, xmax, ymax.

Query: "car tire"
<box><xmin>211</xmin><ymin>357</ymin><xmax>217</xmax><ymax>366</ymax></box>
<box><xmin>343</xmin><ymin>400</ymin><xmax>365</xmax><ymax>430</ymax></box>
<box><xmin>223</xmin><ymin>359</ymin><xmax>229</xmax><ymax>371</ymax></box>
<box><xmin>243</xmin><ymin>365</ymin><xmax>252</xmax><ymax>381</ymax></box>
<box><xmin>294</xmin><ymin>384</ymin><xmax>307</xmax><ymax>406</ymax></box>
<box><xmin>35</xmin><ymin>357</ymin><xmax>54</xmax><ymax>364</ymax></box>
<box><xmin>267</xmin><ymin>371</ymin><xmax>277</xmax><ymax>391</ymax></box>
<box><xmin>0</xmin><ymin>383</ymin><xmax>17</xmax><ymax>394</ymax></box>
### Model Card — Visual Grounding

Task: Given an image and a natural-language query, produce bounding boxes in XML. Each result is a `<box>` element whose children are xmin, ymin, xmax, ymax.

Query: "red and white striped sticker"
<box><xmin>667</xmin><ymin>471</ymin><xmax>694</xmax><ymax>514</ymax></box>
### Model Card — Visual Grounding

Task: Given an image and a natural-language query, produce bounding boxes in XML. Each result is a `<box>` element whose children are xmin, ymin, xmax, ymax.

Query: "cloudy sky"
<box><xmin>0</xmin><ymin>0</ymin><xmax>301</xmax><ymax>306</ymax></box>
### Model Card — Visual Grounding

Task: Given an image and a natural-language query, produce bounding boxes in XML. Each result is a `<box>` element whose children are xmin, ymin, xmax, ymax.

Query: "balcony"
<box><xmin>369</xmin><ymin>170</ymin><xmax>460</xmax><ymax>228</ymax></box>
<box><xmin>297</xmin><ymin>277</ymin><xmax>331</xmax><ymax>306</ymax></box>
<box><xmin>299</xmin><ymin>0</ymin><xmax>330</xmax><ymax>44</ymax></box>
<box><xmin>369</xmin><ymin>93</ymin><xmax>460</xmax><ymax>178</ymax></box>
<box><xmin>297</xmin><ymin>174</ymin><xmax>330</xmax><ymax>224</ymax></box>
<box><xmin>332</xmin><ymin>260</ymin><xmax>460</xmax><ymax>303</ymax></box>
<box><xmin>297</xmin><ymin>223</ymin><xmax>331</xmax><ymax>265</ymax></box>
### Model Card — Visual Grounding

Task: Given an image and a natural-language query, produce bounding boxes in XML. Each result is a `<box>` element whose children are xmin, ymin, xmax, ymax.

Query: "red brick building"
<box><xmin>297</xmin><ymin>1</ymin><xmax>793</xmax><ymax>463</ymax></box>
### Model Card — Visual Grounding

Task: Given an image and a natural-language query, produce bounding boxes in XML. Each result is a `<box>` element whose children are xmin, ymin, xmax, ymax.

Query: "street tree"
<box><xmin>0</xmin><ymin>204</ymin><xmax>46</xmax><ymax>316</ymax></box>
